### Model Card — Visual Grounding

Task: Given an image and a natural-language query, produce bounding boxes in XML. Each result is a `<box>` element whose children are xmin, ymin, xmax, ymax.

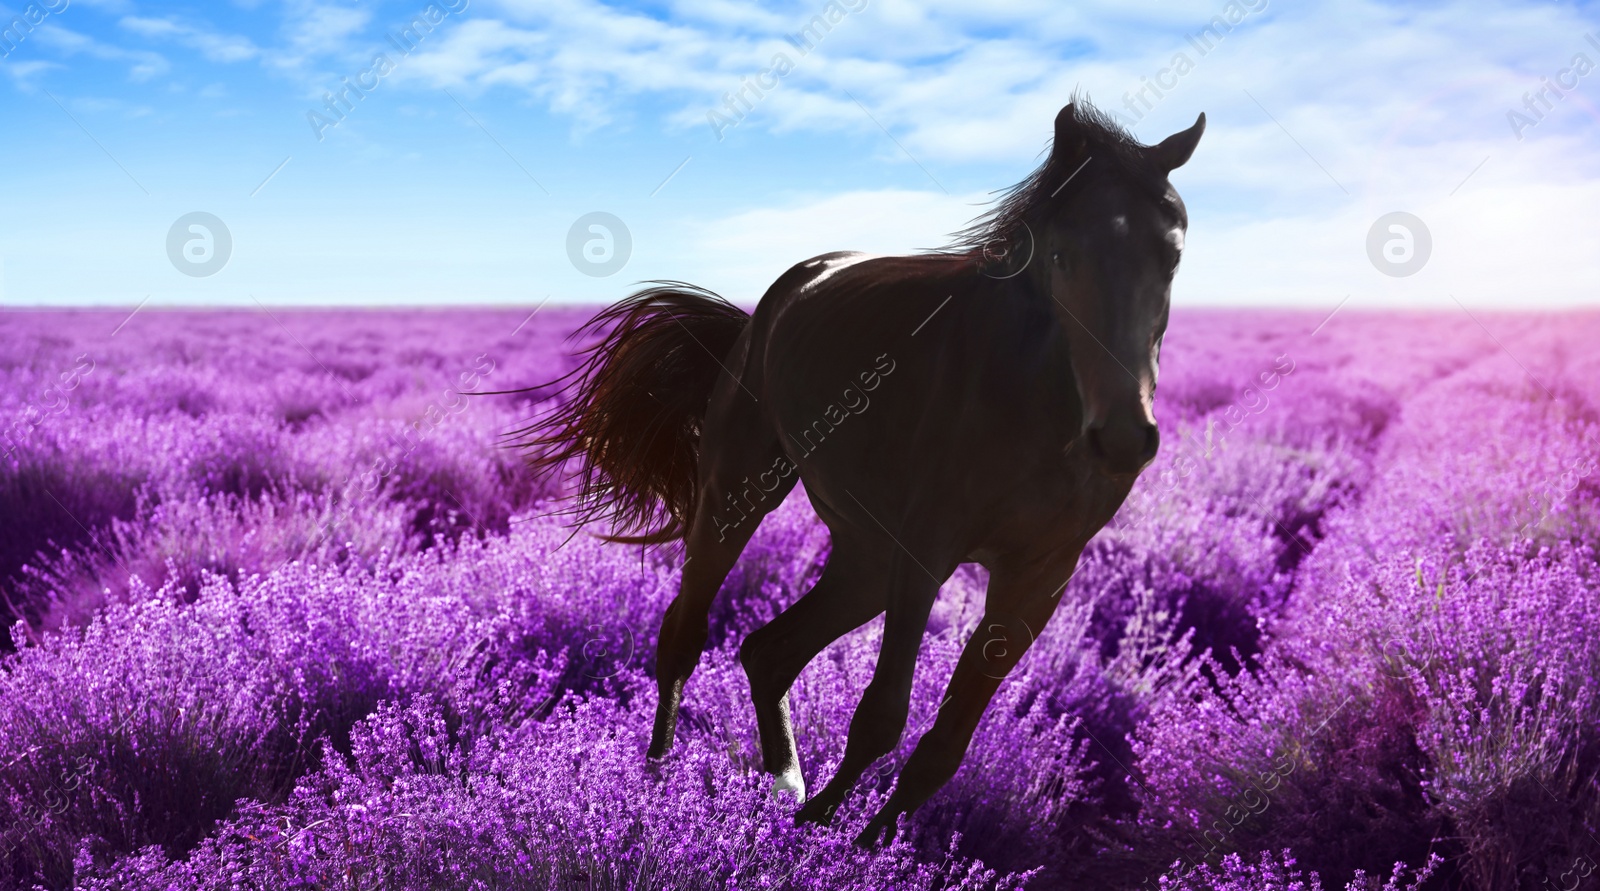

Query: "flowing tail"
<box><xmin>511</xmin><ymin>283</ymin><xmax>751</xmax><ymax>544</ymax></box>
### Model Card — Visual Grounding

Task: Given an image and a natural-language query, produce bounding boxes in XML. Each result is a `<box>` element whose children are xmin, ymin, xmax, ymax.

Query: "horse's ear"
<box><xmin>1053</xmin><ymin>103</ymin><xmax>1090</xmax><ymax>160</ymax></box>
<box><xmin>1149</xmin><ymin>112</ymin><xmax>1205</xmax><ymax>173</ymax></box>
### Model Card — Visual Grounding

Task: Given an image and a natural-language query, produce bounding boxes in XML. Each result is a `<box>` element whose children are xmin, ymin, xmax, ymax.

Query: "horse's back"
<box><xmin>741</xmin><ymin>250</ymin><xmax>1092</xmax><ymax>554</ymax></box>
<box><xmin>748</xmin><ymin>250</ymin><xmax>974</xmax><ymax>419</ymax></box>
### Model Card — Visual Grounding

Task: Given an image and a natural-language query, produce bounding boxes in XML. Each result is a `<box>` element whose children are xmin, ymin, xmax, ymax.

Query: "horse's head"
<box><xmin>1026</xmin><ymin>103</ymin><xmax>1204</xmax><ymax>477</ymax></box>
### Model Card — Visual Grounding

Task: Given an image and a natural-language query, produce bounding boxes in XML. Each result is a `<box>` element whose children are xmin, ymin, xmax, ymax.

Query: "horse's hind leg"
<box><xmin>648</xmin><ymin>408</ymin><xmax>797</xmax><ymax>760</ymax></box>
<box><xmin>739</xmin><ymin>535</ymin><xmax>890</xmax><ymax>800</ymax></box>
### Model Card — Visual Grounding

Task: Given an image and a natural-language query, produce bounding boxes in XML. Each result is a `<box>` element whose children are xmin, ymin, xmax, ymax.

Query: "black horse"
<box><xmin>518</xmin><ymin>99</ymin><xmax>1204</xmax><ymax>845</ymax></box>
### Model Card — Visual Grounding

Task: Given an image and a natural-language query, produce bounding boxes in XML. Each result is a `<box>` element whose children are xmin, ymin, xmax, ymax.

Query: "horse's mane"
<box><xmin>944</xmin><ymin>95</ymin><xmax>1160</xmax><ymax>255</ymax></box>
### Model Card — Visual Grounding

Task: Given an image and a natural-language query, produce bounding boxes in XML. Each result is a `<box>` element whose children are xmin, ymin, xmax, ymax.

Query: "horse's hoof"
<box><xmin>644</xmin><ymin>745</ymin><xmax>670</xmax><ymax>778</ymax></box>
<box><xmin>854</xmin><ymin>819</ymin><xmax>894</xmax><ymax>848</ymax></box>
<box><xmin>771</xmin><ymin>767</ymin><xmax>806</xmax><ymax>803</ymax></box>
<box><xmin>794</xmin><ymin>798</ymin><xmax>836</xmax><ymax>826</ymax></box>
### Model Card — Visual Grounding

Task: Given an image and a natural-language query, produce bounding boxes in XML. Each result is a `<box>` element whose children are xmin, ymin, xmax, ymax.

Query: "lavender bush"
<box><xmin>1</xmin><ymin>306</ymin><xmax>1597</xmax><ymax>889</ymax></box>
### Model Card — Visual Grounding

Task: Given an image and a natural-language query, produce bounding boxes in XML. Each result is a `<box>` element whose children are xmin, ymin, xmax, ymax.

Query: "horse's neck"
<box><xmin>966</xmin><ymin>276</ymin><xmax>1083</xmax><ymax>419</ymax></box>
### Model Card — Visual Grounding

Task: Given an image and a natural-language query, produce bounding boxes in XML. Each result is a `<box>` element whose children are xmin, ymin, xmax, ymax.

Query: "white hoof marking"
<box><xmin>772</xmin><ymin>768</ymin><xmax>807</xmax><ymax>803</ymax></box>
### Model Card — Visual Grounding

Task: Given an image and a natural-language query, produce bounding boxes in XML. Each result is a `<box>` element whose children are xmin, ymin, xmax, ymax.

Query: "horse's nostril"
<box><xmin>1138</xmin><ymin>422</ymin><xmax>1160</xmax><ymax>462</ymax></box>
<box><xmin>1087</xmin><ymin>421</ymin><xmax>1159</xmax><ymax>474</ymax></box>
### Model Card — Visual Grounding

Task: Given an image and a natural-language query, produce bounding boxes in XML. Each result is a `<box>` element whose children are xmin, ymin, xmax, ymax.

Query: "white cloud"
<box><xmin>267</xmin><ymin>2</ymin><xmax>372</xmax><ymax>73</ymax></box>
<box><xmin>119</xmin><ymin>15</ymin><xmax>260</xmax><ymax>63</ymax></box>
<box><xmin>399</xmin><ymin>0</ymin><xmax>1600</xmax><ymax>177</ymax></box>
<box><xmin>0</xmin><ymin>59</ymin><xmax>59</xmax><ymax>88</ymax></box>
<box><xmin>31</xmin><ymin>24</ymin><xmax>169</xmax><ymax>80</ymax></box>
<box><xmin>673</xmin><ymin>187</ymin><xmax>992</xmax><ymax>298</ymax></box>
<box><xmin>405</xmin><ymin>5</ymin><xmax>730</xmax><ymax>130</ymax></box>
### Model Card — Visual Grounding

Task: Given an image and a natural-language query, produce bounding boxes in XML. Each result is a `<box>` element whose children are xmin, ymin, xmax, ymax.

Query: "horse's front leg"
<box><xmin>793</xmin><ymin>550</ymin><xmax>946</xmax><ymax>826</ymax></box>
<box><xmin>856</xmin><ymin>552</ymin><xmax>1079</xmax><ymax>846</ymax></box>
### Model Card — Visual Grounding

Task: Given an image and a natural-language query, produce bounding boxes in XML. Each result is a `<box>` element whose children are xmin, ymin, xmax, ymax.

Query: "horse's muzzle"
<box><xmin>1086</xmin><ymin>418</ymin><xmax>1159</xmax><ymax>476</ymax></box>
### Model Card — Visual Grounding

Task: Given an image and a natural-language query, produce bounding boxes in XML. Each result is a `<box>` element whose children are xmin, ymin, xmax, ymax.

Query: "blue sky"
<box><xmin>1</xmin><ymin>0</ymin><xmax>1597</xmax><ymax>308</ymax></box>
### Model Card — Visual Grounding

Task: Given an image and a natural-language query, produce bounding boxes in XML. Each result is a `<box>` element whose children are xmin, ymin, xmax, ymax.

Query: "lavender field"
<box><xmin>2</xmin><ymin>306</ymin><xmax>1598</xmax><ymax>891</ymax></box>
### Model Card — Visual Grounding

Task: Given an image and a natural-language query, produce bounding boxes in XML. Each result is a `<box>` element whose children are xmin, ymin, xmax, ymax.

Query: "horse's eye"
<box><xmin>1052</xmin><ymin>251</ymin><xmax>1064</xmax><ymax>268</ymax></box>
